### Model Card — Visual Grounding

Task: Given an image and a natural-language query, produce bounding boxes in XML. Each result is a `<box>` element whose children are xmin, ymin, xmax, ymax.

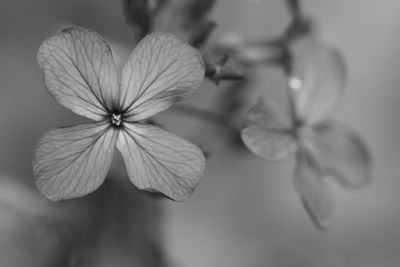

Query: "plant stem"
<box><xmin>285</xmin><ymin>0</ymin><xmax>301</xmax><ymax>18</ymax></box>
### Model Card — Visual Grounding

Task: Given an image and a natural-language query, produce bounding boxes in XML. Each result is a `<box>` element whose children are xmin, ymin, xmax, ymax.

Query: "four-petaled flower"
<box><xmin>241</xmin><ymin>36</ymin><xmax>372</xmax><ymax>229</ymax></box>
<box><xmin>33</xmin><ymin>26</ymin><xmax>206</xmax><ymax>201</ymax></box>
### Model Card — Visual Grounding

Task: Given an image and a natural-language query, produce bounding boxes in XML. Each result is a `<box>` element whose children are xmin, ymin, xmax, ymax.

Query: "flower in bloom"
<box><xmin>241</xmin><ymin>36</ymin><xmax>372</xmax><ymax>229</ymax></box>
<box><xmin>33</xmin><ymin>26</ymin><xmax>206</xmax><ymax>201</ymax></box>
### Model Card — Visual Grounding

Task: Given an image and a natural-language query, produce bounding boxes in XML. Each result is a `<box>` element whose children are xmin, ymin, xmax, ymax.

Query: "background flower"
<box><xmin>241</xmin><ymin>35</ymin><xmax>372</xmax><ymax>229</ymax></box>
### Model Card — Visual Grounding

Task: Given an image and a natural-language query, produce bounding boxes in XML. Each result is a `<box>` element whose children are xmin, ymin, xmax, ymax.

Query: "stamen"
<box><xmin>111</xmin><ymin>114</ymin><xmax>122</xmax><ymax>126</ymax></box>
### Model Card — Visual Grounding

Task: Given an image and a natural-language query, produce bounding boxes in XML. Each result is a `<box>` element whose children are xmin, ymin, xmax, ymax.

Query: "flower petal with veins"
<box><xmin>120</xmin><ymin>33</ymin><xmax>204</xmax><ymax>121</ymax></box>
<box><xmin>33</xmin><ymin>122</ymin><xmax>117</xmax><ymax>201</ymax></box>
<box><xmin>116</xmin><ymin>123</ymin><xmax>206</xmax><ymax>201</ymax></box>
<box><xmin>37</xmin><ymin>26</ymin><xmax>119</xmax><ymax>120</ymax></box>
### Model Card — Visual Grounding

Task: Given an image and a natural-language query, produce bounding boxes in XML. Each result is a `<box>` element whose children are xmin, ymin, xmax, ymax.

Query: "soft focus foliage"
<box><xmin>0</xmin><ymin>175</ymin><xmax>163</xmax><ymax>267</ymax></box>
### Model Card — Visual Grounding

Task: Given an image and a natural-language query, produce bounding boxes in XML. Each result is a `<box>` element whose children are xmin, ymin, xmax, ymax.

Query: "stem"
<box><xmin>281</xmin><ymin>46</ymin><xmax>298</xmax><ymax>123</ymax></box>
<box><xmin>285</xmin><ymin>0</ymin><xmax>302</xmax><ymax>18</ymax></box>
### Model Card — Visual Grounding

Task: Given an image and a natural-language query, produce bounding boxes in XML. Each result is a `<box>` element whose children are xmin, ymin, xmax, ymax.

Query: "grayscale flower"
<box><xmin>241</xmin><ymin>36</ymin><xmax>372</xmax><ymax>229</ymax></box>
<box><xmin>33</xmin><ymin>26</ymin><xmax>206</xmax><ymax>201</ymax></box>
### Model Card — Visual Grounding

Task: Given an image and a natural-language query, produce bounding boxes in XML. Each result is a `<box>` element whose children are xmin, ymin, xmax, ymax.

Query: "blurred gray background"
<box><xmin>1</xmin><ymin>0</ymin><xmax>400</xmax><ymax>266</ymax></box>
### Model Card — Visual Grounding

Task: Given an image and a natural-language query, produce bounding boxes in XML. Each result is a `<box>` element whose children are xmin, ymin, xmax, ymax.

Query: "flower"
<box><xmin>33</xmin><ymin>26</ymin><xmax>206</xmax><ymax>201</ymax></box>
<box><xmin>241</xmin><ymin>36</ymin><xmax>372</xmax><ymax>229</ymax></box>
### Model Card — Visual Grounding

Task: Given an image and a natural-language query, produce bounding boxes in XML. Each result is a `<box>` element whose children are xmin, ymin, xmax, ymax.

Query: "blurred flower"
<box><xmin>241</xmin><ymin>36</ymin><xmax>372</xmax><ymax>230</ymax></box>
<box><xmin>34</xmin><ymin>26</ymin><xmax>206</xmax><ymax>201</ymax></box>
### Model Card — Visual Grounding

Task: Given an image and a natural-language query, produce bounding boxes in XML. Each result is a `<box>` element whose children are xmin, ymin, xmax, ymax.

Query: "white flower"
<box><xmin>33</xmin><ymin>26</ymin><xmax>206</xmax><ymax>201</ymax></box>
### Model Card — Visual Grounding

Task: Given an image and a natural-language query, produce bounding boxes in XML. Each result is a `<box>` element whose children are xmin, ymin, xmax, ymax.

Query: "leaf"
<box><xmin>287</xmin><ymin>36</ymin><xmax>347</xmax><ymax>124</ymax></box>
<box><xmin>241</xmin><ymin>98</ymin><xmax>297</xmax><ymax>160</ymax></box>
<box><xmin>120</xmin><ymin>33</ymin><xmax>205</xmax><ymax>121</ymax></box>
<box><xmin>116</xmin><ymin>123</ymin><xmax>206</xmax><ymax>201</ymax></box>
<box><xmin>37</xmin><ymin>26</ymin><xmax>119</xmax><ymax>120</ymax></box>
<box><xmin>305</xmin><ymin>120</ymin><xmax>373</xmax><ymax>189</ymax></box>
<box><xmin>293</xmin><ymin>151</ymin><xmax>335</xmax><ymax>230</ymax></box>
<box><xmin>33</xmin><ymin>122</ymin><xmax>117</xmax><ymax>201</ymax></box>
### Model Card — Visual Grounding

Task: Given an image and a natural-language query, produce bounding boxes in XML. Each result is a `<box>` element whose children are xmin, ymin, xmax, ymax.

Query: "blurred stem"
<box><xmin>285</xmin><ymin>0</ymin><xmax>302</xmax><ymax>18</ymax></box>
<box><xmin>170</xmin><ymin>104</ymin><xmax>231</xmax><ymax>127</ymax></box>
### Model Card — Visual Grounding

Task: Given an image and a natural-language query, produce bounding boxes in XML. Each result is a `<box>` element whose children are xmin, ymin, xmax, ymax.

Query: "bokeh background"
<box><xmin>1</xmin><ymin>0</ymin><xmax>400</xmax><ymax>266</ymax></box>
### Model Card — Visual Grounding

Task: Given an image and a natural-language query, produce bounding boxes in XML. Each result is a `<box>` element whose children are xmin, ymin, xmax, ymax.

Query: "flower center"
<box><xmin>296</xmin><ymin>125</ymin><xmax>314</xmax><ymax>140</ymax></box>
<box><xmin>111</xmin><ymin>113</ymin><xmax>122</xmax><ymax>127</ymax></box>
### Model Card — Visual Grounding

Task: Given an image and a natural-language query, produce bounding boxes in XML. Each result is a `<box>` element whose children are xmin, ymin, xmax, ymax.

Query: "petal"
<box><xmin>120</xmin><ymin>33</ymin><xmax>205</xmax><ymax>121</ymax></box>
<box><xmin>287</xmin><ymin>36</ymin><xmax>347</xmax><ymax>124</ymax></box>
<box><xmin>305</xmin><ymin>120</ymin><xmax>372</xmax><ymax>189</ymax></box>
<box><xmin>33</xmin><ymin>122</ymin><xmax>117</xmax><ymax>200</ymax></box>
<box><xmin>241</xmin><ymin>98</ymin><xmax>297</xmax><ymax>160</ymax></box>
<box><xmin>37</xmin><ymin>26</ymin><xmax>119</xmax><ymax>120</ymax></box>
<box><xmin>116</xmin><ymin>123</ymin><xmax>206</xmax><ymax>201</ymax></box>
<box><xmin>293</xmin><ymin>151</ymin><xmax>335</xmax><ymax>230</ymax></box>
